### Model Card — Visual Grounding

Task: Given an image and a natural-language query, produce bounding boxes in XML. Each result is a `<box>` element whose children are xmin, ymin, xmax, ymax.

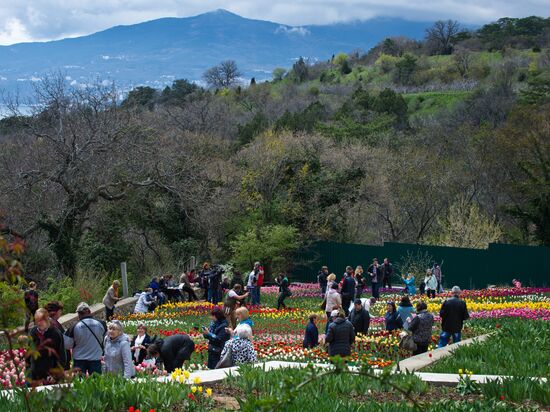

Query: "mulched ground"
<box><xmin>204</xmin><ymin>381</ymin><xmax>549</xmax><ymax>411</ymax></box>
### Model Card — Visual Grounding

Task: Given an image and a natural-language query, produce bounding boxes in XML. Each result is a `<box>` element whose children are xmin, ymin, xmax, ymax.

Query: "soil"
<box><xmin>204</xmin><ymin>382</ymin><xmax>550</xmax><ymax>411</ymax></box>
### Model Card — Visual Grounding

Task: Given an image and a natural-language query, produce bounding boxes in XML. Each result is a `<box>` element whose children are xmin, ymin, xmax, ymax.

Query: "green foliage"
<box><xmin>427</xmin><ymin>319</ymin><xmax>550</xmax><ymax>376</ymax></box>
<box><xmin>237</xmin><ymin>111</ymin><xmax>269</xmax><ymax>146</ymax></box>
<box><xmin>482</xmin><ymin>377</ymin><xmax>550</xmax><ymax>406</ymax></box>
<box><xmin>0</xmin><ymin>374</ymin><xmax>212</xmax><ymax>411</ymax></box>
<box><xmin>0</xmin><ymin>282</ymin><xmax>25</xmax><ymax>329</ymax></box>
<box><xmin>40</xmin><ymin>272</ymin><xmax>108</xmax><ymax>311</ymax></box>
<box><xmin>230</xmin><ymin>224</ymin><xmax>300</xmax><ymax>275</ymax></box>
<box><xmin>122</xmin><ymin>86</ymin><xmax>157</xmax><ymax>109</ymax></box>
<box><xmin>272</xmin><ymin>67</ymin><xmax>287</xmax><ymax>81</ymax></box>
<box><xmin>394</xmin><ymin>54</ymin><xmax>417</xmax><ymax>85</ymax></box>
<box><xmin>274</xmin><ymin>102</ymin><xmax>326</xmax><ymax>133</ymax></box>
<box><xmin>520</xmin><ymin>73</ymin><xmax>550</xmax><ymax>105</ymax></box>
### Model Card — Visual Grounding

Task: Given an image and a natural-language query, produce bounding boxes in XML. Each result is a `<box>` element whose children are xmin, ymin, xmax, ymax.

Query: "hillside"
<box><xmin>0</xmin><ymin>9</ymin><xmax>432</xmax><ymax>97</ymax></box>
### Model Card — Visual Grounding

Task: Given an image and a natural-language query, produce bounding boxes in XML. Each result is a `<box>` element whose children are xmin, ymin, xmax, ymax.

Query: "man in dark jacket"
<box><xmin>318</xmin><ymin>266</ymin><xmax>329</xmax><ymax>295</ymax></box>
<box><xmin>303</xmin><ymin>314</ymin><xmax>319</xmax><ymax>348</ymax></box>
<box><xmin>147</xmin><ymin>334</ymin><xmax>195</xmax><ymax>373</ymax></box>
<box><xmin>340</xmin><ymin>267</ymin><xmax>356</xmax><ymax>317</ymax></box>
<box><xmin>438</xmin><ymin>286</ymin><xmax>469</xmax><ymax>347</ymax></box>
<box><xmin>381</xmin><ymin>258</ymin><xmax>393</xmax><ymax>289</ymax></box>
<box><xmin>326</xmin><ymin>310</ymin><xmax>355</xmax><ymax>358</ymax></box>
<box><xmin>348</xmin><ymin>299</ymin><xmax>370</xmax><ymax>335</ymax></box>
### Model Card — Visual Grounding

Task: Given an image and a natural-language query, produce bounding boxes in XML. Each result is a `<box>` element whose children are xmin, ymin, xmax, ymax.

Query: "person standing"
<box><xmin>130</xmin><ymin>323</ymin><xmax>152</xmax><ymax>365</ymax></box>
<box><xmin>433</xmin><ymin>263</ymin><xmax>443</xmax><ymax>293</ymax></box>
<box><xmin>354</xmin><ymin>267</ymin><xmax>366</xmax><ymax>299</ymax></box>
<box><xmin>24</xmin><ymin>281</ymin><xmax>39</xmax><ymax>332</ymax></box>
<box><xmin>199</xmin><ymin>263</ymin><xmax>210</xmax><ymax>300</ymax></box>
<box><xmin>147</xmin><ymin>334</ymin><xmax>195</xmax><ymax>373</ymax></box>
<box><xmin>341</xmin><ymin>267</ymin><xmax>356</xmax><ymax>317</ymax></box>
<box><xmin>401</xmin><ymin>273</ymin><xmax>417</xmax><ymax>296</ymax></box>
<box><xmin>256</xmin><ymin>262</ymin><xmax>265</xmax><ymax>305</ymax></box>
<box><xmin>318</xmin><ymin>266</ymin><xmax>329</xmax><ymax>295</ymax></box>
<box><xmin>397</xmin><ymin>296</ymin><xmax>416</xmax><ymax>330</ymax></box>
<box><xmin>203</xmin><ymin>308</ymin><xmax>230</xmax><ymax>369</ymax></box>
<box><xmin>276</xmin><ymin>273</ymin><xmax>291</xmax><ymax>310</ymax></box>
<box><xmin>381</xmin><ymin>258</ymin><xmax>394</xmax><ymax>289</ymax></box>
<box><xmin>64</xmin><ymin>302</ymin><xmax>106</xmax><ymax>376</ymax></box>
<box><xmin>326</xmin><ymin>310</ymin><xmax>355</xmax><ymax>359</ymax></box>
<box><xmin>424</xmin><ymin>270</ymin><xmax>438</xmax><ymax>299</ymax></box>
<box><xmin>367</xmin><ymin>259</ymin><xmax>380</xmax><ymax>299</ymax></box>
<box><xmin>349</xmin><ymin>299</ymin><xmax>370</xmax><ymax>335</ymax></box>
<box><xmin>246</xmin><ymin>263</ymin><xmax>259</xmax><ymax>305</ymax></box>
<box><xmin>102</xmin><ymin>280</ymin><xmax>122</xmax><ymax>320</ymax></box>
<box><xmin>44</xmin><ymin>301</ymin><xmax>70</xmax><ymax>370</ymax></box>
<box><xmin>384</xmin><ymin>301</ymin><xmax>403</xmax><ymax>332</ymax></box>
<box><xmin>408</xmin><ymin>301</ymin><xmax>434</xmax><ymax>355</ymax></box>
<box><xmin>28</xmin><ymin>308</ymin><xmax>66</xmax><ymax>383</ymax></box>
<box><xmin>223</xmin><ymin>284</ymin><xmax>249</xmax><ymax>329</ymax></box>
<box><xmin>438</xmin><ymin>286</ymin><xmax>469</xmax><ymax>347</ymax></box>
<box><xmin>303</xmin><ymin>314</ymin><xmax>319</xmax><ymax>348</ymax></box>
<box><xmin>103</xmin><ymin>320</ymin><xmax>135</xmax><ymax>379</ymax></box>
<box><xmin>324</xmin><ymin>283</ymin><xmax>342</xmax><ymax>334</ymax></box>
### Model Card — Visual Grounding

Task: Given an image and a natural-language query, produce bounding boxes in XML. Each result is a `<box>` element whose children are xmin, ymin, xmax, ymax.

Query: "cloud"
<box><xmin>0</xmin><ymin>0</ymin><xmax>548</xmax><ymax>45</ymax></box>
<box><xmin>275</xmin><ymin>25</ymin><xmax>311</xmax><ymax>36</ymax></box>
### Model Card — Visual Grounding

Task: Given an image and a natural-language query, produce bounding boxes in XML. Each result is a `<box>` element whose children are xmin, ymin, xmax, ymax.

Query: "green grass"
<box><xmin>405</xmin><ymin>90</ymin><xmax>471</xmax><ymax>116</ymax></box>
<box><xmin>425</xmin><ymin>319</ymin><xmax>550</xmax><ymax>377</ymax></box>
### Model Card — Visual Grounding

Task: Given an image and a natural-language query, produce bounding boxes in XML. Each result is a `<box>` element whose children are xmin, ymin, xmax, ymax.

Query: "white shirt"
<box><xmin>247</xmin><ymin>271</ymin><xmax>256</xmax><ymax>288</ymax></box>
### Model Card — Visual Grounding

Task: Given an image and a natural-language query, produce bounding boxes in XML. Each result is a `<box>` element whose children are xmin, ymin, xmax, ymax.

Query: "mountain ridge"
<box><xmin>0</xmin><ymin>10</ymin><xmax>434</xmax><ymax>97</ymax></box>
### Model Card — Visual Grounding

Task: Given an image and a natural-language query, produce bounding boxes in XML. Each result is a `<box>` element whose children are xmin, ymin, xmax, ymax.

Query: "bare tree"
<box><xmin>454</xmin><ymin>47</ymin><xmax>473</xmax><ymax>77</ymax></box>
<box><xmin>0</xmin><ymin>75</ymin><xmax>156</xmax><ymax>276</ymax></box>
<box><xmin>425</xmin><ymin>20</ymin><xmax>461</xmax><ymax>55</ymax></box>
<box><xmin>202</xmin><ymin>60</ymin><xmax>242</xmax><ymax>88</ymax></box>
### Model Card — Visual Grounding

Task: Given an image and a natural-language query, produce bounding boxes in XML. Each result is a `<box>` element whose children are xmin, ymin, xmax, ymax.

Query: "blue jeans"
<box><xmin>208</xmin><ymin>288</ymin><xmax>221</xmax><ymax>304</ymax></box>
<box><xmin>371</xmin><ymin>282</ymin><xmax>379</xmax><ymax>299</ymax></box>
<box><xmin>438</xmin><ymin>331</ymin><xmax>461</xmax><ymax>347</ymax></box>
<box><xmin>251</xmin><ymin>287</ymin><xmax>260</xmax><ymax>305</ymax></box>
<box><xmin>74</xmin><ymin>359</ymin><xmax>102</xmax><ymax>375</ymax></box>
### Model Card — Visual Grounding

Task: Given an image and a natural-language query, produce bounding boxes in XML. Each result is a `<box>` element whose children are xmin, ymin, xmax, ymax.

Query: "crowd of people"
<box><xmin>19</xmin><ymin>258</ymin><xmax>469</xmax><ymax>385</ymax></box>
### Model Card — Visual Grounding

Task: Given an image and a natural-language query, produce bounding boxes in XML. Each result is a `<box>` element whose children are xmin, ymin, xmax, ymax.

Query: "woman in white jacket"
<box><xmin>134</xmin><ymin>288</ymin><xmax>155</xmax><ymax>314</ymax></box>
<box><xmin>324</xmin><ymin>283</ymin><xmax>342</xmax><ymax>334</ymax></box>
<box><xmin>424</xmin><ymin>270</ymin><xmax>438</xmax><ymax>299</ymax></box>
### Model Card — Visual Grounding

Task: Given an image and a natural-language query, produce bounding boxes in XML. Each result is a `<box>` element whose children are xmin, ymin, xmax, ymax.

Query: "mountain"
<box><xmin>0</xmin><ymin>9</ymin><xmax>432</xmax><ymax>97</ymax></box>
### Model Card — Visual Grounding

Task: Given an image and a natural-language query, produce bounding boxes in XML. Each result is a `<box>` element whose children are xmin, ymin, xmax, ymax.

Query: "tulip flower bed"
<box><xmin>111</xmin><ymin>283</ymin><xmax>550</xmax><ymax>375</ymax></box>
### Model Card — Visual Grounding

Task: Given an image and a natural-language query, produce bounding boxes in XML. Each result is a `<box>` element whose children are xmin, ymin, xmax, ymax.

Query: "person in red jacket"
<box><xmin>256</xmin><ymin>263</ymin><xmax>264</xmax><ymax>304</ymax></box>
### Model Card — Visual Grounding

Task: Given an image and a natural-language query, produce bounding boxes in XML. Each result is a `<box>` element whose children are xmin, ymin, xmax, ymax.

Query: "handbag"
<box><xmin>399</xmin><ymin>334</ymin><xmax>417</xmax><ymax>352</ymax></box>
<box><xmin>215</xmin><ymin>344</ymin><xmax>233</xmax><ymax>369</ymax></box>
<box><xmin>319</xmin><ymin>297</ymin><xmax>327</xmax><ymax>310</ymax></box>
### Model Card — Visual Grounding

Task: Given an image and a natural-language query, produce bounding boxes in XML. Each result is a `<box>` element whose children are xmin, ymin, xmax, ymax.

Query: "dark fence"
<box><xmin>292</xmin><ymin>241</ymin><xmax>550</xmax><ymax>289</ymax></box>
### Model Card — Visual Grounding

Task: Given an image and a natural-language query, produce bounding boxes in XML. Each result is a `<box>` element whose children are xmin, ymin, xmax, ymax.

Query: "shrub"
<box><xmin>0</xmin><ymin>282</ymin><xmax>25</xmax><ymax>330</ymax></box>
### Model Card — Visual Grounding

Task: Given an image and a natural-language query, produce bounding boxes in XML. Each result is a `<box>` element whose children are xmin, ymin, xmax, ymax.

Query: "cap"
<box><xmin>330</xmin><ymin>309</ymin><xmax>340</xmax><ymax>318</ymax></box>
<box><xmin>354</xmin><ymin>299</ymin><xmax>362</xmax><ymax>305</ymax></box>
<box><xmin>76</xmin><ymin>302</ymin><xmax>91</xmax><ymax>313</ymax></box>
<box><xmin>451</xmin><ymin>286</ymin><xmax>461</xmax><ymax>294</ymax></box>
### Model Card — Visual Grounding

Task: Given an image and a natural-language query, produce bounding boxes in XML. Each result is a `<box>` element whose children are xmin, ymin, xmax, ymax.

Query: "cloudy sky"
<box><xmin>0</xmin><ymin>0</ymin><xmax>548</xmax><ymax>45</ymax></box>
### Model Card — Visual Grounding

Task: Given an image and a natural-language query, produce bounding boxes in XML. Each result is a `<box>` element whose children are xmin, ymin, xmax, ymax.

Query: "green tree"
<box><xmin>122</xmin><ymin>86</ymin><xmax>157</xmax><ymax>109</ymax></box>
<box><xmin>230</xmin><ymin>224</ymin><xmax>300</xmax><ymax>277</ymax></box>
<box><xmin>272</xmin><ymin>68</ymin><xmax>287</xmax><ymax>81</ymax></box>
<box><xmin>394</xmin><ymin>54</ymin><xmax>417</xmax><ymax>85</ymax></box>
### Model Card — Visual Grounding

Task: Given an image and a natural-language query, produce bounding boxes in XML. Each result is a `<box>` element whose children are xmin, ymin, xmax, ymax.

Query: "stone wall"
<box><xmin>58</xmin><ymin>297</ymin><xmax>138</xmax><ymax>329</ymax></box>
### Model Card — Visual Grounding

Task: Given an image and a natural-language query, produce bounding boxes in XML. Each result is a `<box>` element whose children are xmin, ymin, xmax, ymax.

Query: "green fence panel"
<box><xmin>292</xmin><ymin>241</ymin><xmax>550</xmax><ymax>289</ymax></box>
